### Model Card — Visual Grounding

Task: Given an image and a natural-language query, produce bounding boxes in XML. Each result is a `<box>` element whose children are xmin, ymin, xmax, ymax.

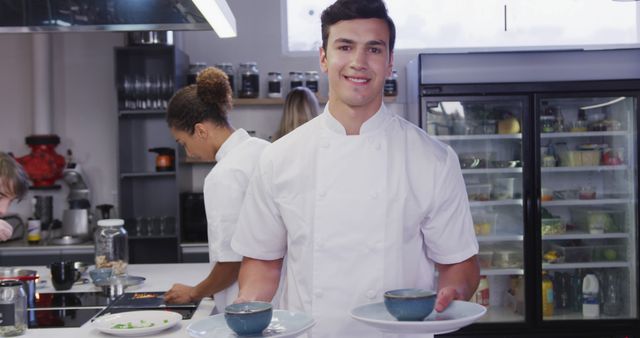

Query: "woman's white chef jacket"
<box><xmin>204</xmin><ymin>128</ymin><xmax>269</xmax><ymax>312</ymax></box>
<box><xmin>232</xmin><ymin>105</ymin><xmax>478</xmax><ymax>338</ymax></box>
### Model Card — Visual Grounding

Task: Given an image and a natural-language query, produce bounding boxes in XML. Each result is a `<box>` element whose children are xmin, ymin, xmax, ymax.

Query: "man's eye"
<box><xmin>337</xmin><ymin>45</ymin><xmax>351</xmax><ymax>51</ymax></box>
<box><xmin>369</xmin><ymin>47</ymin><xmax>381</xmax><ymax>54</ymax></box>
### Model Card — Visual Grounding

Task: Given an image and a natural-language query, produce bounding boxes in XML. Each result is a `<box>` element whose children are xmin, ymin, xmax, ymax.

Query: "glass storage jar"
<box><xmin>238</xmin><ymin>62</ymin><xmax>260</xmax><ymax>98</ymax></box>
<box><xmin>267</xmin><ymin>72</ymin><xmax>283</xmax><ymax>98</ymax></box>
<box><xmin>0</xmin><ymin>280</ymin><xmax>27</xmax><ymax>337</ymax></box>
<box><xmin>215</xmin><ymin>63</ymin><xmax>235</xmax><ymax>95</ymax></box>
<box><xmin>304</xmin><ymin>71</ymin><xmax>319</xmax><ymax>93</ymax></box>
<box><xmin>95</xmin><ymin>219</ymin><xmax>129</xmax><ymax>276</ymax></box>
<box><xmin>289</xmin><ymin>71</ymin><xmax>304</xmax><ymax>91</ymax></box>
<box><xmin>187</xmin><ymin>62</ymin><xmax>208</xmax><ymax>85</ymax></box>
<box><xmin>384</xmin><ymin>69</ymin><xmax>398</xmax><ymax>96</ymax></box>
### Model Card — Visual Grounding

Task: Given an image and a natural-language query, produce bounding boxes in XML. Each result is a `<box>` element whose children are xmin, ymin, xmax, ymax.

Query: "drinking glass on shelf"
<box><xmin>161</xmin><ymin>75</ymin><xmax>174</xmax><ymax>109</ymax></box>
<box><xmin>134</xmin><ymin>75</ymin><xmax>146</xmax><ymax>110</ymax></box>
<box><xmin>161</xmin><ymin>216</ymin><xmax>176</xmax><ymax>236</ymax></box>
<box><xmin>122</xmin><ymin>75</ymin><xmax>134</xmax><ymax>109</ymax></box>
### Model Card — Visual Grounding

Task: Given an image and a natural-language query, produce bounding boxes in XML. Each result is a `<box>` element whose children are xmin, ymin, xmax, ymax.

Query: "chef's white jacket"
<box><xmin>204</xmin><ymin>128</ymin><xmax>269</xmax><ymax>312</ymax></box>
<box><xmin>232</xmin><ymin>104</ymin><xmax>478</xmax><ymax>337</ymax></box>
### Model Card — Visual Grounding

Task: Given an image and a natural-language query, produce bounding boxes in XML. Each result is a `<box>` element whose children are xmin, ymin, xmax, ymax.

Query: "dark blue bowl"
<box><xmin>383</xmin><ymin>288</ymin><xmax>436</xmax><ymax>321</ymax></box>
<box><xmin>224</xmin><ymin>301</ymin><xmax>273</xmax><ymax>335</ymax></box>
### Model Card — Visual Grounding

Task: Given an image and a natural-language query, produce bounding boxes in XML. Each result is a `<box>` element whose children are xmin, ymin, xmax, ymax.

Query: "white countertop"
<box><xmin>22</xmin><ymin>263</ymin><xmax>215</xmax><ymax>338</ymax></box>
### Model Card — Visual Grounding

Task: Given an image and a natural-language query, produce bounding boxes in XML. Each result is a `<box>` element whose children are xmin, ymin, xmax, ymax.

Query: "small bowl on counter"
<box><xmin>94</xmin><ymin>275</ymin><xmax>145</xmax><ymax>299</ymax></box>
<box><xmin>89</xmin><ymin>268</ymin><xmax>113</xmax><ymax>284</ymax></box>
<box><xmin>383</xmin><ymin>288</ymin><xmax>436</xmax><ymax>321</ymax></box>
<box><xmin>224</xmin><ymin>301</ymin><xmax>273</xmax><ymax>336</ymax></box>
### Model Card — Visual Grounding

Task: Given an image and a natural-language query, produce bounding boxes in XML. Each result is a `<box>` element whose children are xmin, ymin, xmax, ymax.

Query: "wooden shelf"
<box><xmin>232</xmin><ymin>96</ymin><xmax>397</xmax><ymax>106</ymax></box>
<box><xmin>120</xmin><ymin>171</ymin><xmax>175</xmax><ymax>179</ymax></box>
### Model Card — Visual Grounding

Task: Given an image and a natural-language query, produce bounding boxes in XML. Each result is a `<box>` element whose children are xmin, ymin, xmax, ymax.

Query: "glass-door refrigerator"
<box><xmin>536</xmin><ymin>94</ymin><xmax>637</xmax><ymax>323</ymax></box>
<box><xmin>415</xmin><ymin>82</ymin><xmax>640</xmax><ymax>337</ymax></box>
<box><xmin>422</xmin><ymin>95</ymin><xmax>531</xmax><ymax>325</ymax></box>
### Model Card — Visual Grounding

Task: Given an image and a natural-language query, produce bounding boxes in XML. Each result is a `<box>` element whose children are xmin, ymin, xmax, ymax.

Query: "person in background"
<box><xmin>0</xmin><ymin>152</ymin><xmax>29</xmax><ymax>241</ymax></box>
<box><xmin>230</xmin><ymin>0</ymin><xmax>480</xmax><ymax>336</ymax></box>
<box><xmin>272</xmin><ymin>86</ymin><xmax>320</xmax><ymax>141</ymax></box>
<box><xmin>163</xmin><ymin>67</ymin><xmax>270</xmax><ymax>312</ymax></box>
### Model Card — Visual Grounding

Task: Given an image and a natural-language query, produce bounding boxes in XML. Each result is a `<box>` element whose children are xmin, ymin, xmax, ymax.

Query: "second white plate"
<box><xmin>350</xmin><ymin>300</ymin><xmax>486</xmax><ymax>335</ymax></box>
<box><xmin>187</xmin><ymin>309</ymin><xmax>315</xmax><ymax>338</ymax></box>
<box><xmin>92</xmin><ymin>310</ymin><xmax>182</xmax><ymax>336</ymax></box>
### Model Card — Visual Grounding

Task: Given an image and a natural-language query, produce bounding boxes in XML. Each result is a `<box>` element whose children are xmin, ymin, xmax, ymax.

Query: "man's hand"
<box><xmin>435</xmin><ymin>256</ymin><xmax>480</xmax><ymax>312</ymax></box>
<box><xmin>0</xmin><ymin>220</ymin><xmax>13</xmax><ymax>242</ymax></box>
<box><xmin>164</xmin><ymin>283</ymin><xmax>198</xmax><ymax>304</ymax></box>
<box><xmin>434</xmin><ymin>286</ymin><xmax>461</xmax><ymax>312</ymax></box>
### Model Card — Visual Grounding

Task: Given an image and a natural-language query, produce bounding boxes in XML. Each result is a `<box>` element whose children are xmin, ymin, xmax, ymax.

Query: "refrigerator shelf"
<box><xmin>470</xmin><ymin>200</ymin><xmax>523</xmax><ymax>207</ymax></box>
<box><xmin>478</xmin><ymin>234</ymin><xmax>524</xmax><ymax>242</ymax></box>
<box><xmin>480</xmin><ymin>268</ymin><xmax>525</xmax><ymax>276</ymax></box>
<box><xmin>542</xmin><ymin>232</ymin><xmax>629</xmax><ymax>241</ymax></box>
<box><xmin>543</xmin><ymin>309</ymin><xmax>633</xmax><ymax>321</ymax></box>
<box><xmin>542</xmin><ymin>199</ymin><xmax>630</xmax><ymax>207</ymax></box>
<box><xmin>540</xmin><ymin>131</ymin><xmax>628</xmax><ymax>139</ymax></box>
<box><xmin>436</xmin><ymin>134</ymin><xmax>523</xmax><ymax>141</ymax></box>
<box><xmin>542</xmin><ymin>261</ymin><xmax>629</xmax><ymax>270</ymax></box>
<box><xmin>541</xmin><ymin>165</ymin><xmax>628</xmax><ymax>173</ymax></box>
<box><xmin>462</xmin><ymin>168</ymin><xmax>523</xmax><ymax>175</ymax></box>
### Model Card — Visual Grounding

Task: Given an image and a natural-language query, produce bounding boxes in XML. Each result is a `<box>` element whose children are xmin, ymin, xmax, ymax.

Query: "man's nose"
<box><xmin>350</xmin><ymin>48</ymin><xmax>367</xmax><ymax>70</ymax></box>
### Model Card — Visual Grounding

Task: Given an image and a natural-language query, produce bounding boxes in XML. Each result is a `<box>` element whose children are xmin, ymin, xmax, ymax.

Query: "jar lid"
<box><xmin>304</xmin><ymin>71</ymin><xmax>318</xmax><ymax>75</ymax></box>
<box><xmin>0</xmin><ymin>280</ymin><xmax>23</xmax><ymax>287</ymax></box>
<box><xmin>97</xmin><ymin>219</ymin><xmax>125</xmax><ymax>227</ymax></box>
<box><xmin>268</xmin><ymin>72</ymin><xmax>281</xmax><ymax>76</ymax></box>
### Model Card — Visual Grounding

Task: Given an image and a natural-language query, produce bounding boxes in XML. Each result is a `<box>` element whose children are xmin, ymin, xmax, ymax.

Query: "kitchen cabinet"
<box><xmin>115</xmin><ymin>45</ymin><xmax>188</xmax><ymax>263</ymax></box>
<box><xmin>408</xmin><ymin>51</ymin><xmax>640</xmax><ymax>337</ymax></box>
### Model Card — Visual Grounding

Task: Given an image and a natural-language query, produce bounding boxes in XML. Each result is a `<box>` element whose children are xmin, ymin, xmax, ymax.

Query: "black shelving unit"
<box><xmin>115</xmin><ymin>45</ymin><xmax>189</xmax><ymax>263</ymax></box>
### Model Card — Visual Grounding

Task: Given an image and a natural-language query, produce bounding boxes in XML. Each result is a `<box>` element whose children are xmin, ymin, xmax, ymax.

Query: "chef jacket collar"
<box><xmin>323</xmin><ymin>102</ymin><xmax>391</xmax><ymax>136</ymax></box>
<box><xmin>215</xmin><ymin>128</ymin><xmax>251</xmax><ymax>162</ymax></box>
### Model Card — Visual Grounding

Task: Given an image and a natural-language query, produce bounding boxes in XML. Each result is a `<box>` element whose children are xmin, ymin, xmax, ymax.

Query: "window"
<box><xmin>284</xmin><ymin>0</ymin><xmax>639</xmax><ymax>53</ymax></box>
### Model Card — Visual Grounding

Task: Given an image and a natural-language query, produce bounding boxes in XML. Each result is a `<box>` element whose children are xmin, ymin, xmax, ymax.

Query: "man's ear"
<box><xmin>387</xmin><ymin>51</ymin><xmax>394</xmax><ymax>78</ymax></box>
<box><xmin>320</xmin><ymin>47</ymin><xmax>328</xmax><ymax>74</ymax></box>
<box><xmin>194</xmin><ymin>123</ymin><xmax>208</xmax><ymax>139</ymax></box>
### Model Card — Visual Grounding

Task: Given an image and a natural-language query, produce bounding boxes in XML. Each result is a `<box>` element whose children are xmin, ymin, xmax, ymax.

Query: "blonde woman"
<box><xmin>273</xmin><ymin>86</ymin><xmax>320</xmax><ymax>141</ymax></box>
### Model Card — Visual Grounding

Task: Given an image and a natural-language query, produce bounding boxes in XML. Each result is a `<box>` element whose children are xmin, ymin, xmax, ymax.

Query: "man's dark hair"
<box><xmin>320</xmin><ymin>0</ymin><xmax>396</xmax><ymax>54</ymax></box>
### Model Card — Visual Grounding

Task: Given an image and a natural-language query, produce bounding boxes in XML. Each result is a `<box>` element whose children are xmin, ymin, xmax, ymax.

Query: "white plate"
<box><xmin>350</xmin><ymin>300</ymin><xmax>486</xmax><ymax>335</ymax></box>
<box><xmin>92</xmin><ymin>310</ymin><xmax>182</xmax><ymax>336</ymax></box>
<box><xmin>187</xmin><ymin>309</ymin><xmax>315</xmax><ymax>338</ymax></box>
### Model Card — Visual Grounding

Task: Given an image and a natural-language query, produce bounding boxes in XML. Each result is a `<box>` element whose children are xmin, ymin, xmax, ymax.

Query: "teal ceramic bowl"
<box><xmin>88</xmin><ymin>268</ymin><xmax>113</xmax><ymax>284</ymax></box>
<box><xmin>224</xmin><ymin>301</ymin><xmax>273</xmax><ymax>335</ymax></box>
<box><xmin>383</xmin><ymin>288</ymin><xmax>436</xmax><ymax>321</ymax></box>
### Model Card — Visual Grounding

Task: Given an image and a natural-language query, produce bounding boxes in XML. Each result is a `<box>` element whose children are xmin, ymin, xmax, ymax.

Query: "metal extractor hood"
<box><xmin>0</xmin><ymin>0</ymin><xmax>220</xmax><ymax>33</ymax></box>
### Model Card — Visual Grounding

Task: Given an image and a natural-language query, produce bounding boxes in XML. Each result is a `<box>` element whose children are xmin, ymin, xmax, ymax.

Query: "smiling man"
<box><xmin>231</xmin><ymin>0</ymin><xmax>479</xmax><ymax>337</ymax></box>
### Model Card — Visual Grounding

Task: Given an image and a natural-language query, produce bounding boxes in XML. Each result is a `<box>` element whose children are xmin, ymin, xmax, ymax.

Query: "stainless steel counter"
<box><xmin>0</xmin><ymin>239</ymin><xmax>94</xmax><ymax>265</ymax></box>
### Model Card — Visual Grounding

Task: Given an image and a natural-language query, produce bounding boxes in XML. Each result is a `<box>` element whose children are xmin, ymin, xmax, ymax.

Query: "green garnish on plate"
<box><xmin>111</xmin><ymin>320</ymin><xmax>156</xmax><ymax>329</ymax></box>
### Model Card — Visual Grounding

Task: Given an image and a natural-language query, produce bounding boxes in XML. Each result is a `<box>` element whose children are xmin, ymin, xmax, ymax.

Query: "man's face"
<box><xmin>170</xmin><ymin>126</ymin><xmax>213</xmax><ymax>162</ymax></box>
<box><xmin>320</xmin><ymin>18</ymin><xmax>393</xmax><ymax>113</ymax></box>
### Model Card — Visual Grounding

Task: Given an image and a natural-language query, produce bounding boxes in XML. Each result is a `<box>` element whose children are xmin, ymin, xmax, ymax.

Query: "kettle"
<box><xmin>149</xmin><ymin>147</ymin><xmax>175</xmax><ymax>172</ymax></box>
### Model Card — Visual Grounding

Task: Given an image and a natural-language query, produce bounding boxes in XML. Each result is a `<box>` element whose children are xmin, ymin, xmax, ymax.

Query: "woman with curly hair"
<box><xmin>163</xmin><ymin>67</ymin><xmax>269</xmax><ymax>312</ymax></box>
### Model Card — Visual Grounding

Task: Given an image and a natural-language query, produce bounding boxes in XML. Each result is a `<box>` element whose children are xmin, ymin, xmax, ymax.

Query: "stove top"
<box><xmin>31</xmin><ymin>292</ymin><xmax>112</xmax><ymax>309</ymax></box>
<box><xmin>27</xmin><ymin>291</ymin><xmax>197</xmax><ymax>328</ymax></box>
<box><xmin>28</xmin><ymin>308</ymin><xmax>102</xmax><ymax>328</ymax></box>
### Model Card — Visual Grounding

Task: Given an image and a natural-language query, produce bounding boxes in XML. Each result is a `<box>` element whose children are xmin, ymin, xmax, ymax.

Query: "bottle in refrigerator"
<box><xmin>582</xmin><ymin>273</ymin><xmax>600</xmax><ymax>317</ymax></box>
<box><xmin>472</xmin><ymin>276</ymin><xmax>490</xmax><ymax>307</ymax></box>
<box><xmin>603</xmin><ymin>271</ymin><xmax>621</xmax><ymax>316</ymax></box>
<box><xmin>542</xmin><ymin>273</ymin><xmax>554</xmax><ymax>317</ymax></box>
